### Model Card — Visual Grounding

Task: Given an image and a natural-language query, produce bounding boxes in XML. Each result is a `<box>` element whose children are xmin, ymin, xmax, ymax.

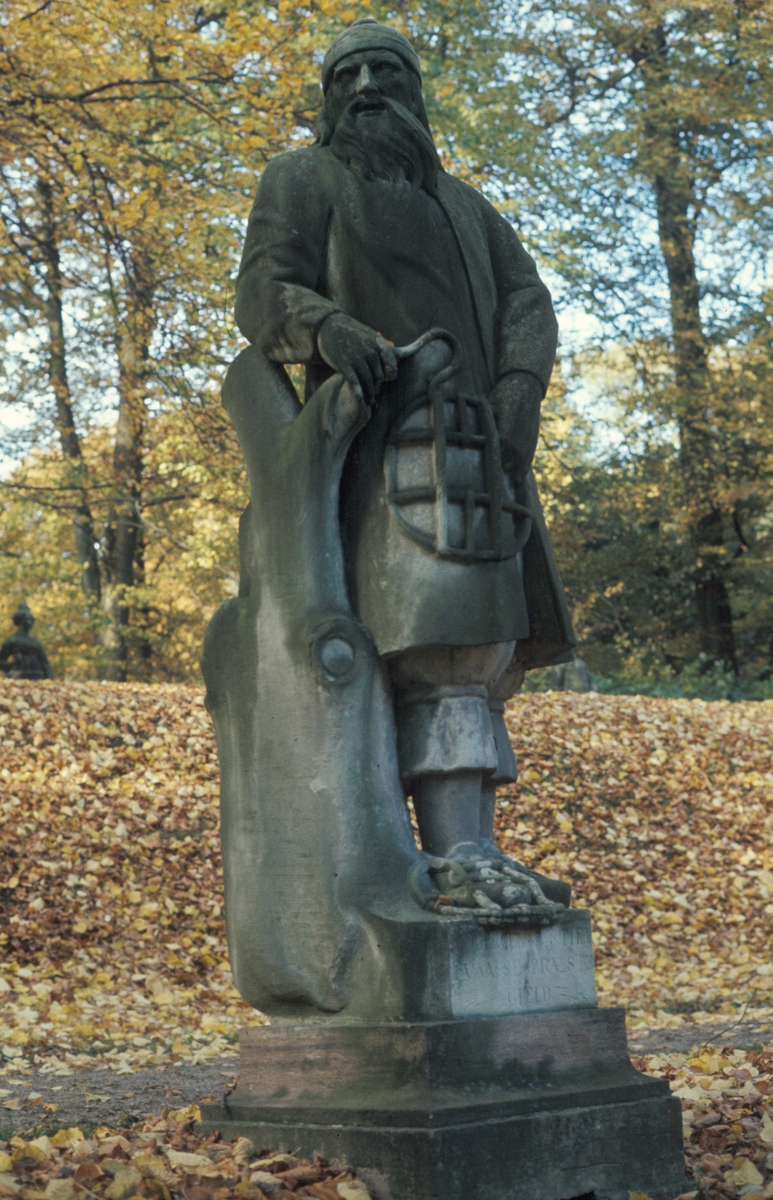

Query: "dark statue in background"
<box><xmin>551</xmin><ymin>654</ymin><xmax>598</xmax><ymax>692</ymax></box>
<box><xmin>0</xmin><ymin>603</ymin><xmax>52</xmax><ymax>680</ymax></box>
<box><xmin>200</xmin><ymin>21</ymin><xmax>689</xmax><ymax>1199</ymax></box>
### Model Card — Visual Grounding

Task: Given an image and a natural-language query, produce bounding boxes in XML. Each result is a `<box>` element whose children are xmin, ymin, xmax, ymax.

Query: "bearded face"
<box><xmin>318</xmin><ymin>49</ymin><xmax>441</xmax><ymax>196</ymax></box>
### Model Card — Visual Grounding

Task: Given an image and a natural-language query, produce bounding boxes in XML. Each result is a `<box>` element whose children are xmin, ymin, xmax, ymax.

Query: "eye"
<box><xmin>373</xmin><ymin>61</ymin><xmax>398</xmax><ymax>75</ymax></box>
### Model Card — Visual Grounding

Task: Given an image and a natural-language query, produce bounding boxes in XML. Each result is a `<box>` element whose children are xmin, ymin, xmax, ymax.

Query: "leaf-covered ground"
<box><xmin>2</xmin><ymin>682</ymin><xmax>773</xmax><ymax>1198</ymax></box>
<box><xmin>1</xmin><ymin>682</ymin><xmax>773</xmax><ymax>1070</ymax></box>
<box><xmin>631</xmin><ymin>1045</ymin><xmax>773</xmax><ymax>1197</ymax></box>
<box><xmin>0</xmin><ymin>682</ymin><xmax>259</xmax><ymax>1074</ymax></box>
<box><xmin>498</xmin><ymin>692</ymin><xmax>773</xmax><ymax>1038</ymax></box>
<box><xmin>0</xmin><ymin>1108</ymin><xmax>372</xmax><ymax>1200</ymax></box>
<box><xmin>0</xmin><ymin>1084</ymin><xmax>772</xmax><ymax>1200</ymax></box>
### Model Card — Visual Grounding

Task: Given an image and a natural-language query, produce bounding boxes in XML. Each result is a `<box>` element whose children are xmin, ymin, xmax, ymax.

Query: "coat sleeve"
<box><xmin>483</xmin><ymin>202</ymin><xmax>558</xmax><ymax>396</ymax></box>
<box><xmin>234</xmin><ymin>149</ymin><xmax>342</xmax><ymax>363</ymax></box>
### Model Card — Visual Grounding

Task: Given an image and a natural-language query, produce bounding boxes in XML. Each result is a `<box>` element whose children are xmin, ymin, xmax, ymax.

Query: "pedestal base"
<box><xmin>199</xmin><ymin>1008</ymin><xmax>687</xmax><ymax>1200</ymax></box>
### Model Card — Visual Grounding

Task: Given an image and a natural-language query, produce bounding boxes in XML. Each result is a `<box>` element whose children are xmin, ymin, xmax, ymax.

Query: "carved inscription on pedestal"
<box><xmin>446</xmin><ymin>911</ymin><xmax>597</xmax><ymax>1018</ymax></box>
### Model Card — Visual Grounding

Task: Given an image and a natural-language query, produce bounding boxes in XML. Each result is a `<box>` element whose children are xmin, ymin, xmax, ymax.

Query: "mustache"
<box><xmin>328</xmin><ymin>94</ymin><xmax>441</xmax><ymax>196</ymax></box>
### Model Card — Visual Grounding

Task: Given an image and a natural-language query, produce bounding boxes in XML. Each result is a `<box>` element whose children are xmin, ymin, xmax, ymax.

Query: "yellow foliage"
<box><xmin>0</xmin><ymin>0</ymin><xmax>522</xmax><ymax>679</ymax></box>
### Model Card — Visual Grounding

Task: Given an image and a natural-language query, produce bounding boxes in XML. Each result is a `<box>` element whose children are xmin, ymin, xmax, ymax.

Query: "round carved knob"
<box><xmin>319</xmin><ymin>636</ymin><xmax>355</xmax><ymax>677</ymax></box>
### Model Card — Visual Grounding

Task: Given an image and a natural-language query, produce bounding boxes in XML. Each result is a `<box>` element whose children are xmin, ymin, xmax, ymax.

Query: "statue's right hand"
<box><xmin>317</xmin><ymin>312</ymin><xmax>397</xmax><ymax>404</ymax></box>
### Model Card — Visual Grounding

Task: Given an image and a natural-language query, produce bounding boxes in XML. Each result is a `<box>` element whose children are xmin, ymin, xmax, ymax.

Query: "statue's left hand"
<box><xmin>489</xmin><ymin>371</ymin><xmax>543</xmax><ymax>487</ymax></box>
<box><xmin>317</xmin><ymin>312</ymin><xmax>398</xmax><ymax>404</ymax></box>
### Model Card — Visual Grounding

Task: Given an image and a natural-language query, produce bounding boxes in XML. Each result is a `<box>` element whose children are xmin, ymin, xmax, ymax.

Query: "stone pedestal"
<box><xmin>200</xmin><ymin>912</ymin><xmax>687</xmax><ymax>1200</ymax></box>
<box><xmin>348</xmin><ymin>907</ymin><xmax>598</xmax><ymax>1023</ymax></box>
<box><xmin>200</xmin><ymin>1007</ymin><xmax>686</xmax><ymax>1200</ymax></box>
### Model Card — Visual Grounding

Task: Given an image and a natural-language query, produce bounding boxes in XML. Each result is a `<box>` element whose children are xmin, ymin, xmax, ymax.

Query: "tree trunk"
<box><xmin>637</xmin><ymin>29</ymin><xmax>738</xmax><ymax>671</ymax></box>
<box><xmin>38</xmin><ymin>178</ymin><xmax>101</xmax><ymax>600</ymax></box>
<box><xmin>133</xmin><ymin>520</ymin><xmax>153</xmax><ymax>675</ymax></box>
<box><xmin>102</xmin><ymin>253</ymin><xmax>155</xmax><ymax>682</ymax></box>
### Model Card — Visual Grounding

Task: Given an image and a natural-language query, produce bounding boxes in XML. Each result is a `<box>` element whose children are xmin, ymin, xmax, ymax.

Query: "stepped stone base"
<box><xmin>199</xmin><ymin>1008</ymin><xmax>687</xmax><ymax>1200</ymax></box>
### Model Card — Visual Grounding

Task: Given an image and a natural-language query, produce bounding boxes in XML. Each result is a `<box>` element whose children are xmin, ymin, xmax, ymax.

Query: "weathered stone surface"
<box><xmin>321</xmin><ymin>908</ymin><xmax>597</xmax><ymax>1024</ymax></box>
<box><xmin>435</xmin><ymin>908</ymin><xmax>596</xmax><ymax>1018</ymax></box>
<box><xmin>199</xmin><ymin>1008</ymin><xmax>687</xmax><ymax>1200</ymax></box>
<box><xmin>198</xmin><ymin>20</ymin><xmax>687</xmax><ymax>1200</ymax></box>
<box><xmin>203</xmin><ymin>19</ymin><xmax>578</xmax><ymax>1025</ymax></box>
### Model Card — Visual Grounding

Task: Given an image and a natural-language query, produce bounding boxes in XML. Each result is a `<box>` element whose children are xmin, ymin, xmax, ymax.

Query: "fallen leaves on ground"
<box><xmin>0</xmin><ymin>682</ymin><xmax>264</xmax><ymax>1074</ymax></box>
<box><xmin>1</xmin><ymin>683</ymin><xmax>773</xmax><ymax>1075</ymax></box>
<box><xmin>0</xmin><ymin>1108</ymin><xmax>371</xmax><ymax>1199</ymax></box>
<box><xmin>500</xmin><ymin>692</ymin><xmax>773</xmax><ymax>1035</ymax></box>
<box><xmin>631</xmin><ymin>1043</ymin><xmax>773</xmax><ymax>1197</ymax></box>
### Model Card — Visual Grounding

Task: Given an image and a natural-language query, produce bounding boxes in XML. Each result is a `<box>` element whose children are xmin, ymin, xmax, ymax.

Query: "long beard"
<box><xmin>329</xmin><ymin>97</ymin><xmax>441</xmax><ymax>196</ymax></box>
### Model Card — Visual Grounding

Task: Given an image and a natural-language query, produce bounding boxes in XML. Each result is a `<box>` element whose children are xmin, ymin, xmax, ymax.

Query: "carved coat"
<box><xmin>235</xmin><ymin>144</ymin><xmax>574</xmax><ymax>668</ymax></box>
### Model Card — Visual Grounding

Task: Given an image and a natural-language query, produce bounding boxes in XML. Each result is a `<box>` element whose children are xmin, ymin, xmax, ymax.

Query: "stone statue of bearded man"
<box><xmin>204</xmin><ymin>18</ymin><xmax>576</xmax><ymax>1017</ymax></box>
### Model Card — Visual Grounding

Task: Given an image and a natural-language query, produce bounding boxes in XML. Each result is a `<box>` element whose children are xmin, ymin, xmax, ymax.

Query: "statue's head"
<box><xmin>12</xmin><ymin>602</ymin><xmax>34</xmax><ymax>632</ymax></box>
<box><xmin>318</xmin><ymin>17</ymin><xmax>439</xmax><ymax>194</ymax></box>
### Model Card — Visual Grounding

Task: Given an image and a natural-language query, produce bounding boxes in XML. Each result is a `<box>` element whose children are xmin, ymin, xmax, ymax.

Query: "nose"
<box><xmin>355</xmin><ymin>64</ymin><xmax>378</xmax><ymax>95</ymax></box>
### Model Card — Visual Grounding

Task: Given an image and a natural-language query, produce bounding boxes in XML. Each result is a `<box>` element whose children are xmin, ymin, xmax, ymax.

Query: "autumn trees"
<box><xmin>488</xmin><ymin>0</ymin><xmax>773</xmax><ymax>683</ymax></box>
<box><xmin>0</xmin><ymin>0</ymin><xmax>523</xmax><ymax>680</ymax></box>
<box><xmin>0</xmin><ymin>0</ymin><xmax>349</xmax><ymax>677</ymax></box>
<box><xmin>1</xmin><ymin>0</ymin><xmax>772</xmax><ymax>688</ymax></box>
<box><xmin>1</xmin><ymin>0</ymin><xmax>520</xmax><ymax>679</ymax></box>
